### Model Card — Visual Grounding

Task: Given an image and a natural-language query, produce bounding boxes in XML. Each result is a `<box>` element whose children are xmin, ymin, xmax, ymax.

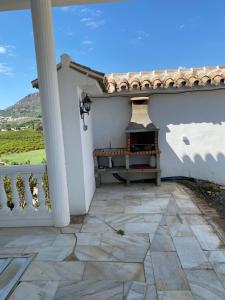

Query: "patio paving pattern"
<box><xmin>1</xmin><ymin>182</ymin><xmax>225</xmax><ymax>299</ymax></box>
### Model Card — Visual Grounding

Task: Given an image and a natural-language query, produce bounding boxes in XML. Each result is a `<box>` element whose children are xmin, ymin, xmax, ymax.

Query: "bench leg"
<box><xmin>96</xmin><ymin>173</ymin><xmax>101</xmax><ymax>187</ymax></box>
<box><xmin>126</xmin><ymin>173</ymin><xmax>130</xmax><ymax>186</ymax></box>
<box><xmin>156</xmin><ymin>172</ymin><xmax>161</xmax><ymax>186</ymax></box>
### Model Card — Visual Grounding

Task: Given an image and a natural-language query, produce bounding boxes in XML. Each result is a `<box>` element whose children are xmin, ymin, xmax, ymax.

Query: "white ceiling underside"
<box><xmin>0</xmin><ymin>0</ymin><xmax>122</xmax><ymax>11</ymax></box>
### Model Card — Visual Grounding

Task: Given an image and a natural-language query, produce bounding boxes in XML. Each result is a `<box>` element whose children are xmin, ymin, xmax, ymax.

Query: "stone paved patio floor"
<box><xmin>1</xmin><ymin>182</ymin><xmax>225</xmax><ymax>299</ymax></box>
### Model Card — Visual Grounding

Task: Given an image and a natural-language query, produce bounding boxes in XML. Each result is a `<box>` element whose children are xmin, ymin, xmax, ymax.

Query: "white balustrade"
<box><xmin>0</xmin><ymin>164</ymin><xmax>53</xmax><ymax>227</ymax></box>
<box><xmin>0</xmin><ymin>175</ymin><xmax>8</xmax><ymax>213</ymax></box>
<box><xmin>10</xmin><ymin>173</ymin><xmax>21</xmax><ymax>212</ymax></box>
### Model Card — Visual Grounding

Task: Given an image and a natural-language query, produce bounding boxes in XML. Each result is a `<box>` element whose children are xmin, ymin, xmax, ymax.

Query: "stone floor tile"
<box><xmin>0</xmin><ymin>248</ymin><xmax>25</xmax><ymax>255</ymax></box>
<box><xmin>81</xmin><ymin>223</ymin><xmax>114</xmax><ymax>233</ymax></box>
<box><xmin>51</xmin><ymin>234</ymin><xmax>76</xmax><ymax>248</ymax></box>
<box><xmin>182</xmin><ymin>215</ymin><xmax>207</xmax><ymax>225</ymax></box>
<box><xmin>166</xmin><ymin>215</ymin><xmax>193</xmax><ymax>237</ymax></box>
<box><xmin>35</xmin><ymin>246</ymin><xmax>74</xmax><ymax>262</ymax></box>
<box><xmin>83</xmin><ymin>262</ymin><xmax>145</xmax><ymax>282</ymax></box>
<box><xmin>185</xmin><ymin>269</ymin><xmax>225</xmax><ymax>300</ymax></box>
<box><xmin>175</xmin><ymin>198</ymin><xmax>201</xmax><ymax>214</ymax></box>
<box><xmin>89</xmin><ymin>205</ymin><xmax>125</xmax><ymax>214</ymax></box>
<box><xmin>205</xmin><ymin>251</ymin><xmax>225</xmax><ymax>288</ymax></box>
<box><xmin>76</xmin><ymin>233</ymin><xmax>101</xmax><ymax>245</ymax></box>
<box><xmin>172</xmin><ymin>192</ymin><xmax>191</xmax><ymax>200</ymax></box>
<box><xmin>173</xmin><ymin>236</ymin><xmax>211</xmax><ymax>269</ymax></box>
<box><xmin>54</xmin><ymin>281</ymin><xmax>123</xmax><ymax>300</ymax></box>
<box><xmin>21</xmin><ymin>261</ymin><xmax>85</xmax><ymax>281</ymax></box>
<box><xmin>144</xmin><ymin>284</ymin><xmax>157</xmax><ymax>300</ymax></box>
<box><xmin>104</xmin><ymin>213</ymin><xmax>145</xmax><ymax>225</ymax></box>
<box><xmin>206</xmin><ymin>250</ymin><xmax>225</xmax><ymax>264</ymax></box>
<box><xmin>144</xmin><ymin>255</ymin><xmax>155</xmax><ymax>284</ymax></box>
<box><xmin>150</xmin><ymin>226</ymin><xmax>175</xmax><ymax>252</ymax></box>
<box><xmin>213</xmin><ymin>263</ymin><xmax>225</xmax><ymax>289</ymax></box>
<box><xmin>191</xmin><ymin>225</ymin><xmax>224</xmax><ymax>250</ymax></box>
<box><xmin>76</xmin><ymin>232</ymin><xmax>148</xmax><ymax>262</ymax></box>
<box><xmin>5</xmin><ymin>234</ymin><xmax>56</xmax><ymax>249</ymax></box>
<box><xmin>143</xmin><ymin>214</ymin><xmax>163</xmax><ymax>223</ymax></box>
<box><xmin>90</xmin><ymin>200</ymin><xmax>108</xmax><ymax>207</ymax></box>
<box><xmin>125</xmin><ymin>222</ymin><xmax>158</xmax><ymax>234</ymax></box>
<box><xmin>125</xmin><ymin>205</ymin><xmax>163</xmax><ymax>214</ymax></box>
<box><xmin>151</xmin><ymin>252</ymin><xmax>189</xmax><ymax>291</ymax></box>
<box><xmin>158</xmin><ymin>291</ymin><xmax>194</xmax><ymax>300</ymax></box>
<box><xmin>60</xmin><ymin>224</ymin><xmax>82</xmax><ymax>234</ymax></box>
<box><xmin>125</xmin><ymin>199</ymin><xmax>142</xmax><ymax>206</ymax></box>
<box><xmin>83</xmin><ymin>215</ymin><xmax>105</xmax><ymax>223</ymax></box>
<box><xmin>124</xmin><ymin>281</ymin><xmax>147</xmax><ymax>299</ymax></box>
<box><xmin>165</xmin><ymin>198</ymin><xmax>180</xmax><ymax>215</ymax></box>
<box><xmin>9</xmin><ymin>281</ymin><xmax>58</xmax><ymax>300</ymax></box>
<box><xmin>75</xmin><ymin>245</ymin><xmax>116</xmax><ymax>262</ymax></box>
<box><xmin>101</xmin><ymin>233</ymin><xmax>150</xmax><ymax>247</ymax></box>
<box><xmin>0</xmin><ymin>227</ymin><xmax>59</xmax><ymax>238</ymax></box>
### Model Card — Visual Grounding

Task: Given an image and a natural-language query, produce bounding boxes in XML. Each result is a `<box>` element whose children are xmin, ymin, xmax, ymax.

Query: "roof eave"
<box><xmin>91</xmin><ymin>84</ymin><xmax>225</xmax><ymax>98</ymax></box>
<box><xmin>32</xmin><ymin>61</ymin><xmax>106</xmax><ymax>92</ymax></box>
<box><xmin>32</xmin><ymin>63</ymin><xmax>62</xmax><ymax>89</ymax></box>
<box><xmin>0</xmin><ymin>0</ymin><xmax>124</xmax><ymax>12</ymax></box>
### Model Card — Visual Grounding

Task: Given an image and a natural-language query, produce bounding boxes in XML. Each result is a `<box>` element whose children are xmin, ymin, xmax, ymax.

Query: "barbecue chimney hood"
<box><xmin>126</xmin><ymin>97</ymin><xmax>158</xmax><ymax>132</ymax></box>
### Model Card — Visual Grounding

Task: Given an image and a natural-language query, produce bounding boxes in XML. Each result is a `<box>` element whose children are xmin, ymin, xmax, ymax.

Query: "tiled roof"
<box><xmin>32</xmin><ymin>54</ymin><xmax>225</xmax><ymax>94</ymax></box>
<box><xmin>105</xmin><ymin>66</ymin><xmax>225</xmax><ymax>93</ymax></box>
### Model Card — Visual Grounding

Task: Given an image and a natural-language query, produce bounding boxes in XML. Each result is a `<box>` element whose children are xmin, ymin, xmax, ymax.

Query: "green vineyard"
<box><xmin>0</xmin><ymin>129</ymin><xmax>45</xmax><ymax>155</ymax></box>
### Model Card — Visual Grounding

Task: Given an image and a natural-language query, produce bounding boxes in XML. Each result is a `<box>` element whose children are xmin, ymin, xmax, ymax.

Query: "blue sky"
<box><xmin>0</xmin><ymin>0</ymin><xmax>225</xmax><ymax>109</ymax></box>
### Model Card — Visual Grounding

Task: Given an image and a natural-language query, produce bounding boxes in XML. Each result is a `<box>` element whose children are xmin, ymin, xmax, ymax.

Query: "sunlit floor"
<box><xmin>2</xmin><ymin>182</ymin><xmax>225</xmax><ymax>299</ymax></box>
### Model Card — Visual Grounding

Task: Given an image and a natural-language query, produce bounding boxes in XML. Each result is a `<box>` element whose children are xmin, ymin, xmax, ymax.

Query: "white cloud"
<box><xmin>80</xmin><ymin>8</ymin><xmax>89</xmax><ymax>13</ymax></box>
<box><xmin>60</xmin><ymin>6</ymin><xmax>75</xmax><ymax>12</ymax></box>
<box><xmin>0</xmin><ymin>46</ymin><xmax>7</xmax><ymax>54</ymax></box>
<box><xmin>81</xmin><ymin>40</ymin><xmax>94</xmax><ymax>53</ymax></box>
<box><xmin>0</xmin><ymin>45</ymin><xmax>16</xmax><ymax>57</ymax></box>
<box><xmin>130</xmin><ymin>30</ymin><xmax>150</xmax><ymax>44</ymax></box>
<box><xmin>60</xmin><ymin>6</ymin><xmax>105</xmax><ymax>29</ymax></box>
<box><xmin>0</xmin><ymin>63</ymin><xmax>13</xmax><ymax>76</ymax></box>
<box><xmin>82</xmin><ymin>40</ymin><xmax>93</xmax><ymax>45</ymax></box>
<box><xmin>178</xmin><ymin>16</ymin><xmax>201</xmax><ymax>31</ymax></box>
<box><xmin>79</xmin><ymin>8</ymin><xmax>105</xmax><ymax>29</ymax></box>
<box><xmin>81</xmin><ymin>17</ymin><xmax>92</xmax><ymax>23</ymax></box>
<box><xmin>84</xmin><ymin>19</ymin><xmax>105</xmax><ymax>29</ymax></box>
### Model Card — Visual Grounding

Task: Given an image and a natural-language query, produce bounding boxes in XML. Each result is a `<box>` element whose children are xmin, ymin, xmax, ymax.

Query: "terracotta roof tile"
<box><xmin>105</xmin><ymin>65</ymin><xmax>225</xmax><ymax>93</ymax></box>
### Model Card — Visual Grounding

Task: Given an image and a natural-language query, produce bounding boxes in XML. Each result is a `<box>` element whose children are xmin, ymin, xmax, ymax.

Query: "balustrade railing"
<box><xmin>0</xmin><ymin>164</ymin><xmax>53</xmax><ymax>227</ymax></box>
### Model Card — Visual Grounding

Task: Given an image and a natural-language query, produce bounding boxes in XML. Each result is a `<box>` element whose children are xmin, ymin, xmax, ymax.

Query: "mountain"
<box><xmin>0</xmin><ymin>93</ymin><xmax>41</xmax><ymax>119</ymax></box>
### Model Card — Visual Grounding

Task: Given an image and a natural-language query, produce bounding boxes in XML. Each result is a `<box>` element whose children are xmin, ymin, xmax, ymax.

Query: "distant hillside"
<box><xmin>0</xmin><ymin>93</ymin><xmax>41</xmax><ymax>119</ymax></box>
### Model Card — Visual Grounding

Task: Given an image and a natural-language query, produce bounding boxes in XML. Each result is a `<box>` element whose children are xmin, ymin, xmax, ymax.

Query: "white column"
<box><xmin>30</xmin><ymin>0</ymin><xmax>70</xmax><ymax>227</ymax></box>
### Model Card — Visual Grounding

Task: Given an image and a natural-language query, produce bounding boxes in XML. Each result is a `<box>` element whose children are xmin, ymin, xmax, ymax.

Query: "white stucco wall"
<box><xmin>57</xmin><ymin>55</ymin><xmax>98</xmax><ymax>215</ymax></box>
<box><xmin>92</xmin><ymin>89</ymin><xmax>225</xmax><ymax>185</ymax></box>
<box><xmin>78</xmin><ymin>87</ymin><xmax>96</xmax><ymax>212</ymax></box>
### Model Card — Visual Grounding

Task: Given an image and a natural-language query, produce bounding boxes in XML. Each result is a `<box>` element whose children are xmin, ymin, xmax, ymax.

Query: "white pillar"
<box><xmin>31</xmin><ymin>0</ymin><xmax>70</xmax><ymax>227</ymax></box>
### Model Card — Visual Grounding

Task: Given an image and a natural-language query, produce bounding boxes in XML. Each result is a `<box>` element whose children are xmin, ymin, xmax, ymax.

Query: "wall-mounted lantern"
<box><xmin>80</xmin><ymin>92</ymin><xmax>92</xmax><ymax>131</ymax></box>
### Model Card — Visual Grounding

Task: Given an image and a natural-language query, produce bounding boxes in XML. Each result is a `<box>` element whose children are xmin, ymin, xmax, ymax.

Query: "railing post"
<box><xmin>36</xmin><ymin>174</ymin><xmax>46</xmax><ymax>211</ymax></box>
<box><xmin>23</xmin><ymin>174</ymin><xmax>34</xmax><ymax>212</ymax></box>
<box><xmin>9</xmin><ymin>174</ymin><xmax>21</xmax><ymax>213</ymax></box>
<box><xmin>0</xmin><ymin>175</ymin><xmax>9</xmax><ymax>213</ymax></box>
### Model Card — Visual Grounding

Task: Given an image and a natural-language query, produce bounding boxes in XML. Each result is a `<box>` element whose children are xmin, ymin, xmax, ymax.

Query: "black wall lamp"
<box><xmin>80</xmin><ymin>92</ymin><xmax>92</xmax><ymax>131</ymax></box>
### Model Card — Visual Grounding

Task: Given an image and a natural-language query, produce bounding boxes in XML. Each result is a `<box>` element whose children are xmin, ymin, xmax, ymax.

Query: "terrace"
<box><xmin>1</xmin><ymin>1</ymin><xmax>225</xmax><ymax>299</ymax></box>
<box><xmin>1</xmin><ymin>182</ymin><xmax>225</xmax><ymax>299</ymax></box>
